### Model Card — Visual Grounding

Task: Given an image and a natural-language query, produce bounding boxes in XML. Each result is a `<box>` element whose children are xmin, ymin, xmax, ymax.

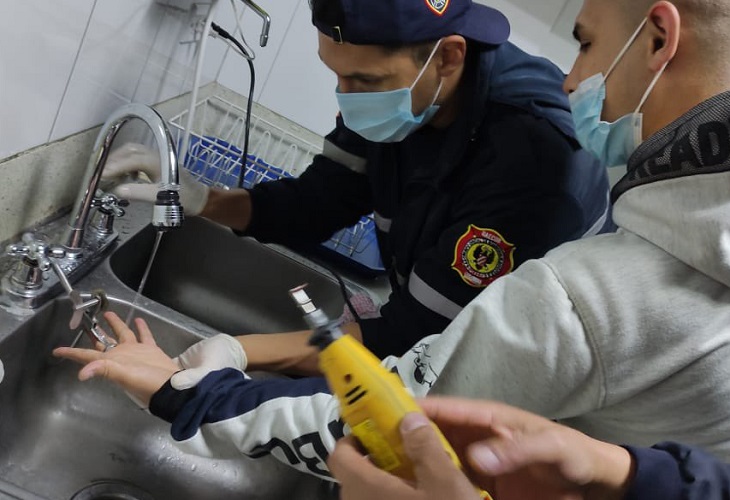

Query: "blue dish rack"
<box><xmin>168</xmin><ymin>96</ymin><xmax>385</xmax><ymax>277</ymax></box>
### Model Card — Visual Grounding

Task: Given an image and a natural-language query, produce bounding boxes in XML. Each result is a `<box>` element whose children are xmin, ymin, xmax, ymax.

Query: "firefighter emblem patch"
<box><xmin>451</xmin><ymin>226</ymin><xmax>515</xmax><ymax>288</ymax></box>
<box><xmin>425</xmin><ymin>0</ymin><xmax>450</xmax><ymax>16</ymax></box>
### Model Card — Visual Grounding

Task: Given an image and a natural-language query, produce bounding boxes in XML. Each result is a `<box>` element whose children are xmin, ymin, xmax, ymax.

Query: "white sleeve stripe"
<box><xmin>174</xmin><ymin>394</ymin><xmax>343</xmax><ymax>481</ymax></box>
<box><xmin>408</xmin><ymin>270</ymin><xmax>464</xmax><ymax>320</ymax></box>
<box><xmin>374</xmin><ymin>212</ymin><xmax>392</xmax><ymax>233</ymax></box>
<box><xmin>322</xmin><ymin>139</ymin><xmax>367</xmax><ymax>174</ymax></box>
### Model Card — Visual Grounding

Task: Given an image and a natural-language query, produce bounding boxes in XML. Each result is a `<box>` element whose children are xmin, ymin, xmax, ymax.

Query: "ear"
<box><xmin>645</xmin><ymin>1</ymin><xmax>680</xmax><ymax>71</ymax></box>
<box><xmin>437</xmin><ymin>35</ymin><xmax>467</xmax><ymax>78</ymax></box>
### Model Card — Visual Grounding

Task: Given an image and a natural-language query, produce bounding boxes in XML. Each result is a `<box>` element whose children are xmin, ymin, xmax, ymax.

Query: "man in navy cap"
<box><xmin>104</xmin><ymin>0</ymin><xmax>612</xmax><ymax>370</ymax></box>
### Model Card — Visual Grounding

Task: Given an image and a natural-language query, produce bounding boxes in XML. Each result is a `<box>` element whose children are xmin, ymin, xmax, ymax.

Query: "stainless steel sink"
<box><xmin>0</xmin><ymin>203</ymin><xmax>350</xmax><ymax>499</ymax></box>
<box><xmin>110</xmin><ymin>217</ymin><xmax>345</xmax><ymax>334</ymax></box>
<box><xmin>0</xmin><ymin>297</ymin><xmax>336</xmax><ymax>500</ymax></box>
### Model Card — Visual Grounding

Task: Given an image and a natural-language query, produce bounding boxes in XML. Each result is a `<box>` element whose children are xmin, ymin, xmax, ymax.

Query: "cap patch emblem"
<box><xmin>425</xmin><ymin>0</ymin><xmax>450</xmax><ymax>16</ymax></box>
<box><xmin>451</xmin><ymin>226</ymin><xmax>515</xmax><ymax>288</ymax></box>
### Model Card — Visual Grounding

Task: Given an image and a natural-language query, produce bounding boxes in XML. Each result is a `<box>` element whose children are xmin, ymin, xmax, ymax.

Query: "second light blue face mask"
<box><xmin>336</xmin><ymin>40</ymin><xmax>443</xmax><ymax>143</ymax></box>
<box><xmin>569</xmin><ymin>18</ymin><xmax>668</xmax><ymax>168</ymax></box>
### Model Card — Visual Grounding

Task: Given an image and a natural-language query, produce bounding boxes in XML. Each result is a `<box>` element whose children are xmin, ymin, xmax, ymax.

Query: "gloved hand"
<box><xmin>102</xmin><ymin>143</ymin><xmax>210</xmax><ymax>216</ymax></box>
<box><xmin>0</xmin><ymin>359</ymin><xmax>4</xmax><ymax>385</ymax></box>
<box><xmin>170</xmin><ymin>334</ymin><xmax>248</xmax><ymax>390</ymax></box>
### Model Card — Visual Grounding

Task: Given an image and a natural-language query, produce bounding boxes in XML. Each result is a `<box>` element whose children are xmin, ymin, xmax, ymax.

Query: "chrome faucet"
<box><xmin>1</xmin><ymin>103</ymin><xmax>183</xmax><ymax>311</ymax></box>
<box><xmin>62</xmin><ymin>103</ymin><xmax>184</xmax><ymax>258</ymax></box>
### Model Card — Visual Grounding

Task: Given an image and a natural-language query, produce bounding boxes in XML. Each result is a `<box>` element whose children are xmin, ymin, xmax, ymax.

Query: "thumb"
<box><xmin>401</xmin><ymin>413</ymin><xmax>462</xmax><ymax>485</ymax></box>
<box><xmin>169</xmin><ymin>367</ymin><xmax>210</xmax><ymax>390</ymax></box>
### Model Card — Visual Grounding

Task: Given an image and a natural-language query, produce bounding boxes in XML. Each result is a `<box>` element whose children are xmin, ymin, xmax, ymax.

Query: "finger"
<box><xmin>103</xmin><ymin>144</ymin><xmax>160</xmax><ymax>178</ymax></box>
<box><xmin>400</xmin><ymin>413</ymin><xmax>465</xmax><ymax>489</ymax></box>
<box><xmin>134</xmin><ymin>317</ymin><xmax>157</xmax><ymax>346</ymax></box>
<box><xmin>111</xmin><ymin>183</ymin><xmax>160</xmax><ymax>204</ymax></box>
<box><xmin>467</xmin><ymin>429</ymin><xmax>568</xmax><ymax>476</ymax></box>
<box><xmin>420</xmin><ymin>397</ymin><xmax>541</xmax><ymax>437</ymax></box>
<box><xmin>53</xmin><ymin>346</ymin><xmax>104</xmax><ymax>365</ymax></box>
<box><xmin>103</xmin><ymin>312</ymin><xmax>137</xmax><ymax>343</ymax></box>
<box><xmin>78</xmin><ymin>359</ymin><xmax>112</xmax><ymax>381</ymax></box>
<box><xmin>420</xmin><ymin>397</ymin><xmax>499</xmax><ymax>429</ymax></box>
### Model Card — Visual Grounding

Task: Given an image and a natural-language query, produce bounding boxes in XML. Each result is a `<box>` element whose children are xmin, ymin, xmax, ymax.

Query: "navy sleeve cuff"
<box><xmin>149</xmin><ymin>378</ymin><xmax>197</xmax><ymax>423</ymax></box>
<box><xmin>623</xmin><ymin>445</ymin><xmax>684</xmax><ymax>500</ymax></box>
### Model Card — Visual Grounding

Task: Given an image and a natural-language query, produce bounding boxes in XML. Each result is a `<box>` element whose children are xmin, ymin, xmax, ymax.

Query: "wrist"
<box><xmin>200</xmin><ymin>188</ymin><xmax>251</xmax><ymax>231</ymax></box>
<box><xmin>587</xmin><ymin>440</ymin><xmax>635</xmax><ymax>500</ymax></box>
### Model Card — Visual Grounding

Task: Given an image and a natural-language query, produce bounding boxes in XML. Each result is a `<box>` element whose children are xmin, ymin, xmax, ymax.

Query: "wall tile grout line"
<box><xmin>48</xmin><ymin>0</ymin><xmax>99</xmax><ymax>143</ymax></box>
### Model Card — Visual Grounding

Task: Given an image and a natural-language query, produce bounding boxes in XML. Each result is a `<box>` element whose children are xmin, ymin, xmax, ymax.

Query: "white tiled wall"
<box><xmin>0</xmin><ymin>0</ymin><xmax>211</xmax><ymax>161</ymax></box>
<box><xmin>0</xmin><ymin>0</ymin><xmax>583</xmax><ymax>159</ymax></box>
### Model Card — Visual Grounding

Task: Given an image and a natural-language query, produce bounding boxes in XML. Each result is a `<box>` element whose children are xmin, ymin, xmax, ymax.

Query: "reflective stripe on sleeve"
<box><xmin>373</xmin><ymin>212</ymin><xmax>392</xmax><ymax>233</ymax></box>
<box><xmin>408</xmin><ymin>271</ymin><xmax>464</xmax><ymax>321</ymax></box>
<box><xmin>322</xmin><ymin>139</ymin><xmax>367</xmax><ymax>174</ymax></box>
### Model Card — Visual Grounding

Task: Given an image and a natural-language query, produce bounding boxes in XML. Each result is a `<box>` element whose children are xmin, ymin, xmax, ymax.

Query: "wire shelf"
<box><xmin>168</xmin><ymin>96</ymin><xmax>384</xmax><ymax>274</ymax></box>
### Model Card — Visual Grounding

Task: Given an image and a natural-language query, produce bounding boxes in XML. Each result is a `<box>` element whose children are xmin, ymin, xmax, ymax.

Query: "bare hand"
<box><xmin>328</xmin><ymin>412</ymin><xmax>482</xmax><ymax>500</ymax></box>
<box><xmin>53</xmin><ymin>312</ymin><xmax>179</xmax><ymax>406</ymax></box>
<box><xmin>419</xmin><ymin>398</ymin><xmax>634</xmax><ymax>500</ymax></box>
<box><xmin>328</xmin><ymin>398</ymin><xmax>633</xmax><ymax>500</ymax></box>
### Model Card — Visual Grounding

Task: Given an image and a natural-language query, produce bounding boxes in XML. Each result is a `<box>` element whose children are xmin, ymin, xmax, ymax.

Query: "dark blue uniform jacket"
<box><xmin>245</xmin><ymin>42</ymin><xmax>612</xmax><ymax>358</ymax></box>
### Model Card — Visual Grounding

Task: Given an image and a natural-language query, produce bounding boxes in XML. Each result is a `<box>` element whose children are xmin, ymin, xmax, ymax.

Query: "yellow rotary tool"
<box><xmin>289</xmin><ymin>285</ymin><xmax>492</xmax><ymax>499</ymax></box>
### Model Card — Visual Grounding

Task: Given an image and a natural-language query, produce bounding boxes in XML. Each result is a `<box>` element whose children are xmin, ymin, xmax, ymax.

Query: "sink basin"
<box><xmin>110</xmin><ymin>217</ymin><xmax>346</xmax><ymax>334</ymax></box>
<box><xmin>0</xmin><ymin>297</ymin><xmax>336</xmax><ymax>500</ymax></box>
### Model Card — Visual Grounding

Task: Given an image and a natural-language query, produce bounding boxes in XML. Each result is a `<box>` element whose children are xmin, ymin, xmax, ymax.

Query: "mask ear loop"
<box><xmin>604</xmin><ymin>18</ymin><xmax>649</xmax><ymax>82</ymax></box>
<box><xmin>410</xmin><ymin>39</ymin><xmax>443</xmax><ymax>91</ymax></box>
<box><xmin>634</xmin><ymin>60</ymin><xmax>669</xmax><ymax>114</ymax></box>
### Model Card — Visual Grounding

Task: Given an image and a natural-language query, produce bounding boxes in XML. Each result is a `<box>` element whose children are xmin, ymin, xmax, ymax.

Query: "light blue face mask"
<box><xmin>336</xmin><ymin>40</ymin><xmax>443</xmax><ymax>143</ymax></box>
<box><xmin>569</xmin><ymin>18</ymin><xmax>668</xmax><ymax>168</ymax></box>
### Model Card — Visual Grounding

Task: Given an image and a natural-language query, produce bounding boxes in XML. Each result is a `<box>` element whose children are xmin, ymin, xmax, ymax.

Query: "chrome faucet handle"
<box><xmin>91</xmin><ymin>192</ymin><xmax>130</xmax><ymax>218</ymax></box>
<box><xmin>4</xmin><ymin>233</ymin><xmax>56</xmax><ymax>290</ymax></box>
<box><xmin>89</xmin><ymin>192</ymin><xmax>130</xmax><ymax>236</ymax></box>
<box><xmin>6</xmin><ymin>232</ymin><xmax>52</xmax><ymax>269</ymax></box>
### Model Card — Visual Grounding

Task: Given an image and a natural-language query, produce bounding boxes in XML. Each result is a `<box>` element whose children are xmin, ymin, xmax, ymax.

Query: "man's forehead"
<box><xmin>572</xmin><ymin>1</ymin><xmax>619</xmax><ymax>39</ymax></box>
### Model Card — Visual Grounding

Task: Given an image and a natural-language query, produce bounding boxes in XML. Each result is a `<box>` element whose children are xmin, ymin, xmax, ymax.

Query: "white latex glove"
<box><xmin>170</xmin><ymin>334</ymin><xmax>248</xmax><ymax>390</ymax></box>
<box><xmin>0</xmin><ymin>359</ymin><xmax>4</xmax><ymax>384</ymax></box>
<box><xmin>102</xmin><ymin>143</ymin><xmax>210</xmax><ymax>216</ymax></box>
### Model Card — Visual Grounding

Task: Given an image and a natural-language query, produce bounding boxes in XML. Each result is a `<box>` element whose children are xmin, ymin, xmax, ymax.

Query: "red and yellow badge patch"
<box><xmin>425</xmin><ymin>0</ymin><xmax>450</xmax><ymax>16</ymax></box>
<box><xmin>451</xmin><ymin>226</ymin><xmax>515</xmax><ymax>288</ymax></box>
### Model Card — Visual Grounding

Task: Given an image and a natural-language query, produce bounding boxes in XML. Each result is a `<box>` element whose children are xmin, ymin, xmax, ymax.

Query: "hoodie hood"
<box><xmin>612</xmin><ymin>91</ymin><xmax>730</xmax><ymax>288</ymax></box>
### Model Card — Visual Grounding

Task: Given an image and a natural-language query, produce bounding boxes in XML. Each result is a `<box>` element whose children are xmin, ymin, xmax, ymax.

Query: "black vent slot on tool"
<box><xmin>345</xmin><ymin>385</ymin><xmax>367</xmax><ymax>406</ymax></box>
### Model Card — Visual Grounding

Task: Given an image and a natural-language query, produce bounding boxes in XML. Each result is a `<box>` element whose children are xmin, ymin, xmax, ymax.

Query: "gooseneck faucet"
<box><xmin>62</xmin><ymin>103</ymin><xmax>184</xmax><ymax>257</ymax></box>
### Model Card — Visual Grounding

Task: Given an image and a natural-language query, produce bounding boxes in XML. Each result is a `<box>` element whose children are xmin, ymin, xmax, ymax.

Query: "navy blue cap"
<box><xmin>311</xmin><ymin>0</ymin><xmax>510</xmax><ymax>46</ymax></box>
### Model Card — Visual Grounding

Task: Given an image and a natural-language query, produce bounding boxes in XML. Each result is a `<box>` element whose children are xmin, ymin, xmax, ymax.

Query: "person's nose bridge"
<box><xmin>337</xmin><ymin>76</ymin><xmax>353</xmax><ymax>94</ymax></box>
<box><xmin>563</xmin><ymin>66</ymin><xmax>579</xmax><ymax>95</ymax></box>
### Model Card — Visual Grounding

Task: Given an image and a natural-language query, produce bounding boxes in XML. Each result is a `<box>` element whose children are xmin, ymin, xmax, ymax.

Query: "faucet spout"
<box><xmin>63</xmin><ymin>103</ymin><xmax>184</xmax><ymax>257</ymax></box>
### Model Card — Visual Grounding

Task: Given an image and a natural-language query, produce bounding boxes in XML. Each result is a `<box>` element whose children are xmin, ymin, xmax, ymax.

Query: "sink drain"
<box><xmin>70</xmin><ymin>480</ymin><xmax>155</xmax><ymax>500</ymax></box>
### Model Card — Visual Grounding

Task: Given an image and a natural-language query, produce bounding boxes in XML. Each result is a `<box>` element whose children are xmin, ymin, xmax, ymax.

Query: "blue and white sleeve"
<box><xmin>150</xmin><ymin>368</ymin><xmax>344</xmax><ymax>481</ymax></box>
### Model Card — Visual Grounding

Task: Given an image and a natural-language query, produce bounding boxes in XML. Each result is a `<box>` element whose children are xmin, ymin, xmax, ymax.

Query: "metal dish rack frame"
<box><xmin>167</xmin><ymin>95</ymin><xmax>384</xmax><ymax>273</ymax></box>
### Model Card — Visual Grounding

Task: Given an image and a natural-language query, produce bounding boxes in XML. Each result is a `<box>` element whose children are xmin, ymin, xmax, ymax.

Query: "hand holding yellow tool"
<box><xmin>289</xmin><ymin>285</ymin><xmax>492</xmax><ymax>499</ymax></box>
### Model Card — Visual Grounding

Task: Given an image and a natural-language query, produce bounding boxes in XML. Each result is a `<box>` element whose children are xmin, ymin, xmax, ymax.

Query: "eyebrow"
<box><xmin>317</xmin><ymin>50</ymin><xmax>388</xmax><ymax>80</ymax></box>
